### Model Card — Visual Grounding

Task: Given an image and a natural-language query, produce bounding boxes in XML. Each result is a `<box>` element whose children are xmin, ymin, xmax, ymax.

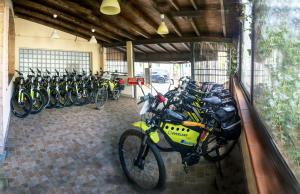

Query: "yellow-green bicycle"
<box><xmin>118</xmin><ymin>80</ymin><xmax>241</xmax><ymax>190</ymax></box>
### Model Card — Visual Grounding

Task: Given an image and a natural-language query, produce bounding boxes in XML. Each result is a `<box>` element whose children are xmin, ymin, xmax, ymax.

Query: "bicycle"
<box><xmin>118</xmin><ymin>79</ymin><xmax>241</xmax><ymax>190</ymax></box>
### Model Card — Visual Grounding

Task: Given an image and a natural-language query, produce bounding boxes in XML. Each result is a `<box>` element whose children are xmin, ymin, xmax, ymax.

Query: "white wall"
<box><xmin>0</xmin><ymin>0</ymin><xmax>14</xmax><ymax>152</ymax></box>
<box><xmin>0</xmin><ymin>17</ymin><xmax>103</xmax><ymax>152</ymax></box>
<box><xmin>15</xmin><ymin>17</ymin><xmax>102</xmax><ymax>73</ymax></box>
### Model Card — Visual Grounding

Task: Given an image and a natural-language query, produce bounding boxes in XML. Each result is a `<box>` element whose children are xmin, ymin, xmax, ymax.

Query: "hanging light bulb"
<box><xmin>50</xmin><ymin>14</ymin><xmax>60</xmax><ymax>39</ymax></box>
<box><xmin>89</xmin><ymin>29</ymin><xmax>98</xmax><ymax>44</ymax></box>
<box><xmin>157</xmin><ymin>14</ymin><xmax>169</xmax><ymax>35</ymax></box>
<box><xmin>100</xmin><ymin>0</ymin><xmax>121</xmax><ymax>15</ymax></box>
<box><xmin>51</xmin><ymin>29</ymin><xmax>60</xmax><ymax>39</ymax></box>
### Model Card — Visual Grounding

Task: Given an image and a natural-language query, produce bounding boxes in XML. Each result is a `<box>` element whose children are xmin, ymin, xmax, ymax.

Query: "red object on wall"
<box><xmin>127</xmin><ymin>77</ymin><xmax>144</xmax><ymax>85</ymax></box>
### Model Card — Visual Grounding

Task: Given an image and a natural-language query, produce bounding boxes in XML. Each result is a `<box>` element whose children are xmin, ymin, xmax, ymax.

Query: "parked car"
<box><xmin>152</xmin><ymin>71</ymin><xmax>170</xmax><ymax>83</ymax></box>
<box><xmin>151</xmin><ymin>73</ymin><xmax>167</xmax><ymax>83</ymax></box>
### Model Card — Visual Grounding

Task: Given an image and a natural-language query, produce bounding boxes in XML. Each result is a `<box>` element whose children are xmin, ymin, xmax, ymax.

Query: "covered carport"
<box><xmin>0</xmin><ymin>0</ymin><xmax>298</xmax><ymax>193</ymax></box>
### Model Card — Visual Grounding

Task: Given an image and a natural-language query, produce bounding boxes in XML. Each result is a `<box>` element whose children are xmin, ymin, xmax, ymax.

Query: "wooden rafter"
<box><xmin>120</xmin><ymin>0</ymin><xmax>158</xmax><ymax>33</ymax></box>
<box><xmin>36</xmin><ymin>0</ymin><xmax>136</xmax><ymax>40</ymax></box>
<box><xmin>169</xmin><ymin>43</ymin><xmax>180</xmax><ymax>52</ymax></box>
<box><xmin>134</xmin><ymin>46</ymin><xmax>146</xmax><ymax>53</ymax></box>
<box><xmin>143</xmin><ymin>44</ymin><xmax>158</xmax><ymax>52</ymax></box>
<box><xmin>219</xmin><ymin>0</ymin><xmax>227</xmax><ymax>37</ymax></box>
<box><xmin>190</xmin><ymin>0</ymin><xmax>198</xmax><ymax>10</ymax></box>
<box><xmin>166</xmin><ymin>0</ymin><xmax>200</xmax><ymax>37</ymax></box>
<box><xmin>182</xmin><ymin>43</ymin><xmax>190</xmax><ymax>51</ymax></box>
<box><xmin>157</xmin><ymin>43</ymin><xmax>169</xmax><ymax>52</ymax></box>
<box><xmin>150</xmin><ymin>0</ymin><xmax>182</xmax><ymax>37</ymax></box>
<box><xmin>15</xmin><ymin>7</ymin><xmax>112</xmax><ymax>43</ymax></box>
<box><xmin>83</xmin><ymin>0</ymin><xmax>151</xmax><ymax>38</ymax></box>
<box><xmin>104</xmin><ymin>35</ymin><xmax>233</xmax><ymax>47</ymax></box>
<box><xmin>13</xmin><ymin>0</ymin><xmax>122</xmax><ymax>41</ymax></box>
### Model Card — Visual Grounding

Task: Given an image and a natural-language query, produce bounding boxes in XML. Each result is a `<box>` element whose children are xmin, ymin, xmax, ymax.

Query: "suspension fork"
<box><xmin>18</xmin><ymin>88</ymin><xmax>24</xmax><ymax>103</ymax></box>
<box><xmin>134</xmin><ymin>135</ymin><xmax>150</xmax><ymax>169</ymax></box>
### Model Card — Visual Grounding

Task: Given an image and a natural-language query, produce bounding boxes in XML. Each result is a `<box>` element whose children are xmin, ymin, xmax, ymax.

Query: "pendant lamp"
<box><xmin>51</xmin><ymin>29</ymin><xmax>60</xmax><ymax>39</ymax></box>
<box><xmin>89</xmin><ymin>29</ymin><xmax>98</xmax><ymax>44</ymax></box>
<box><xmin>50</xmin><ymin>14</ymin><xmax>60</xmax><ymax>39</ymax></box>
<box><xmin>100</xmin><ymin>0</ymin><xmax>121</xmax><ymax>15</ymax></box>
<box><xmin>157</xmin><ymin>14</ymin><xmax>169</xmax><ymax>35</ymax></box>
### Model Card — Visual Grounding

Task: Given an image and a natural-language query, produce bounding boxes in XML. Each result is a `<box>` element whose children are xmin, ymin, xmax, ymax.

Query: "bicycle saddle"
<box><xmin>202</xmin><ymin>96</ymin><xmax>222</xmax><ymax>105</ymax></box>
<box><xmin>183</xmin><ymin>94</ymin><xmax>196</xmax><ymax>104</ymax></box>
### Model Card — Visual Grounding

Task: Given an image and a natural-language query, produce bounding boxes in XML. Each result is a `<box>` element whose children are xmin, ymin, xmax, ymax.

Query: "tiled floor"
<box><xmin>0</xmin><ymin>97</ymin><xmax>247</xmax><ymax>194</ymax></box>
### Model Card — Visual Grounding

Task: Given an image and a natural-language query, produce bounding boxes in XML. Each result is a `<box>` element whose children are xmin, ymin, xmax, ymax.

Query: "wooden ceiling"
<box><xmin>12</xmin><ymin>0</ymin><xmax>241</xmax><ymax>59</ymax></box>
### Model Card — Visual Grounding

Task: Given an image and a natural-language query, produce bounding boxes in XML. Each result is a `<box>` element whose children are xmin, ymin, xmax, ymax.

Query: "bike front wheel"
<box><xmin>119</xmin><ymin>129</ymin><xmax>166</xmax><ymax>190</ymax></box>
<box><xmin>11</xmin><ymin>90</ymin><xmax>32</xmax><ymax>118</ymax></box>
<box><xmin>95</xmin><ymin>87</ymin><xmax>108</xmax><ymax>109</ymax></box>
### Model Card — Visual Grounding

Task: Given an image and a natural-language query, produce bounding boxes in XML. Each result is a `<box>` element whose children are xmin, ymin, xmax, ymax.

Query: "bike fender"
<box><xmin>132</xmin><ymin>121</ymin><xmax>160</xmax><ymax>143</ymax></box>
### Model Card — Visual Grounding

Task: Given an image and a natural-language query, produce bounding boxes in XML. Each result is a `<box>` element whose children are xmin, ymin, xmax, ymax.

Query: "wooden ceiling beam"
<box><xmin>36</xmin><ymin>0</ymin><xmax>135</xmax><ymax>40</ymax></box>
<box><xmin>190</xmin><ymin>19</ymin><xmax>200</xmax><ymax>36</ymax></box>
<box><xmin>103</xmin><ymin>35</ymin><xmax>233</xmax><ymax>47</ymax></box>
<box><xmin>120</xmin><ymin>1</ymin><xmax>158</xmax><ymax>33</ymax></box>
<box><xmin>134</xmin><ymin>46</ymin><xmax>146</xmax><ymax>53</ymax></box>
<box><xmin>16</xmin><ymin>13</ymin><xmax>90</xmax><ymax>40</ymax></box>
<box><xmin>166</xmin><ymin>0</ymin><xmax>200</xmax><ymax>37</ymax></box>
<box><xmin>219</xmin><ymin>0</ymin><xmax>227</xmax><ymax>37</ymax></box>
<box><xmin>14</xmin><ymin>7</ymin><xmax>111</xmax><ymax>43</ymax></box>
<box><xmin>135</xmin><ymin>52</ymin><xmax>206</xmax><ymax>62</ymax></box>
<box><xmin>83</xmin><ymin>0</ymin><xmax>151</xmax><ymax>39</ymax></box>
<box><xmin>169</xmin><ymin>43</ymin><xmax>180</xmax><ymax>52</ymax></box>
<box><xmin>143</xmin><ymin>45</ymin><xmax>158</xmax><ymax>52</ymax></box>
<box><xmin>190</xmin><ymin>0</ymin><xmax>198</xmax><ymax>10</ymax></box>
<box><xmin>13</xmin><ymin>0</ymin><xmax>122</xmax><ymax>41</ymax></box>
<box><xmin>157</xmin><ymin>43</ymin><xmax>170</xmax><ymax>52</ymax></box>
<box><xmin>182</xmin><ymin>43</ymin><xmax>190</xmax><ymax>51</ymax></box>
<box><xmin>151</xmin><ymin>0</ymin><xmax>182</xmax><ymax>37</ymax></box>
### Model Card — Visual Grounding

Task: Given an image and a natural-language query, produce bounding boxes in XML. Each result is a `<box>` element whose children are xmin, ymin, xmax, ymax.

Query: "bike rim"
<box><xmin>121</xmin><ymin>135</ymin><xmax>160</xmax><ymax>189</ymax></box>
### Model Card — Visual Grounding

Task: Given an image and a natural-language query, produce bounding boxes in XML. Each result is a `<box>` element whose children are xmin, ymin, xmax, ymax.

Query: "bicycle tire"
<box><xmin>119</xmin><ymin>129</ymin><xmax>166</xmax><ymax>190</ymax></box>
<box><xmin>95</xmin><ymin>87</ymin><xmax>108</xmax><ymax>109</ymax></box>
<box><xmin>10</xmin><ymin>90</ymin><xmax>32</xmax><ymax>118</ymax></box>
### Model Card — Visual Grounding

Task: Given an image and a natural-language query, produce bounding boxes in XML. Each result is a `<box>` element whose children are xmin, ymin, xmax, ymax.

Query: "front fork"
<box><xmin>134</xmin><ymin>135</ymin><xmax>150</xmax><ymax>170</ymax></box>
<box><xmin>18</xmin><ymin>89</ymin><xmax>24</xmax><ymax>103</ymax></box>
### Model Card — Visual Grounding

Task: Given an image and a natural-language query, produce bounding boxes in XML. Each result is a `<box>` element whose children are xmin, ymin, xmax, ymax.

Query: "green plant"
<box><xmin>253</xmin><ymin>0</ymin><xmax>300</xmax><ymax>181</ymax></box>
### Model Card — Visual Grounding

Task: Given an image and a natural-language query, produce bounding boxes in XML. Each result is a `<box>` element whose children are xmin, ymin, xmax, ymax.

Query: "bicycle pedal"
<box><xmin>183</xmin><ymin>162</ymin><xmax>189</xmax><ymax>174</ymax></box>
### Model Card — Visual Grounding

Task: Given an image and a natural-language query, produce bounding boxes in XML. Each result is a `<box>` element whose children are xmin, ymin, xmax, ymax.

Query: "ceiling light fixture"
<box><xmin>51</xmin><ymin>14</ymin><xmax>60</xmax><ymax>39</ymax></box>
<box><xmin>100</xmin><ymin>0</ymin><xmax>121</xmax><ymax>15</ymax></box>
<box><xmin>51</xmin><ymin>30</ymin><xmax>60</xmax><ymax>39</ymax></box>
<box><xmin>89</xmin><ymin>28</ymin><xmax>98</xmax><ymax>44</ymax></box>
<box><xmin>157</xmin><ymin>14</ymin><xmax>169</xmax><ymax>35</ymax></box>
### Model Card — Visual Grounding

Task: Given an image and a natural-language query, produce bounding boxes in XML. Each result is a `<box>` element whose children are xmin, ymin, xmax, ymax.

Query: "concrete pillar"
<box><xmin>0</xmin><ymin>0</ymin><xmax>13</xmax><ymax>153</ymax></box>
<box><xmin>100</xmin><ymin>46</ymin><xmax>107</xmax><ymax>72</ymax></box>
<box><xmin>126</xmin><ymin>41</ymin><xmax>134</xmax><ymax>98</ymax></box>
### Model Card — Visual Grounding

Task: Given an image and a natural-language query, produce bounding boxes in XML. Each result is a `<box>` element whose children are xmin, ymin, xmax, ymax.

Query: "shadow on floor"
<box><xmin>0</xmin><ymin>98</ymin><xmax>247</xmax><ymax>194</ymax></box>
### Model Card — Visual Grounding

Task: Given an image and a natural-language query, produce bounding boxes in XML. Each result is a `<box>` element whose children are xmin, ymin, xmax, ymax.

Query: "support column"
<box><xmin>99</xmin><ymin>46</ymin><xmax>107</xmax><ymax>72</ymax></box>
<box><xmin>191</xmin><ymin>42</ymin><xmax>195</xmax><ymax>80</ymax></box>
<box><xmin>126</xmin><ymin>41</ymin><xmax>134</xmax><ymax>98</ymax></box>
<box><xmin>0</xmin><ymin>0</ymin><xmax>13</xmax><ymax>154</ymax></box>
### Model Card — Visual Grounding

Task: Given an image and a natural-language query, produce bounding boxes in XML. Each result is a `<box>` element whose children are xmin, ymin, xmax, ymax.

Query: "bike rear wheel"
<box><xmin>95</xmin><ymin>87</ymin><xmax>108</xmax><ymax>109</ymax></box>
<box><xmin>202</xmin><ymin>133</ymin><xmax>237</xmax><ymax>162</ymax></box>
<box><xmin>119</xmin><ymin>129</ymin><xmax>166</xmax><ymax>190</ymax></box>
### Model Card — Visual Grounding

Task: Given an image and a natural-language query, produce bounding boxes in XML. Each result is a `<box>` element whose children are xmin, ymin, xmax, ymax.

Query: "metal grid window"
<box><xmin>106</xmin><ymin>47</ymin><xmax>127</xmax><ymax>73</ymax></box>
<box><xmin>194</xmin><ymin>43</ymin><xmax>230</xmax><ymax>87</ymax></box>
<box><xmin>19</xmin><ymin>48</ymin><xmax>92</xmax><ymax>76</ymax></box>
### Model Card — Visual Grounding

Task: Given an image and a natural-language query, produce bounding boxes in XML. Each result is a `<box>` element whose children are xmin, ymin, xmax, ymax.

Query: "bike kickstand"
<box><xmin>183</xmin><ymin>162</ymin><xmax>189</xmax><ymax>174</ymax></box>
<box><xmin>216</xmin><ymin>149</ymin><xmax>223</xmax><ymax>177</ymax></box>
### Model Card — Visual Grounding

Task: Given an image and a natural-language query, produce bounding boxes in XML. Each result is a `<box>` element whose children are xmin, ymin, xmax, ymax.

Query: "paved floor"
<box><xmin>0</xmin><ymin>97</ymin><xmax>247</xmax><ymax>194</ymax></box>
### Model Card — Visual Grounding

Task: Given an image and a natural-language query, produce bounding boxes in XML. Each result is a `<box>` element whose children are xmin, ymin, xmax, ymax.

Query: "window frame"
<box><xmin>238</xmin><ymin>1</ymin><xmax>300</xmax><ymax>191</ymax></box>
